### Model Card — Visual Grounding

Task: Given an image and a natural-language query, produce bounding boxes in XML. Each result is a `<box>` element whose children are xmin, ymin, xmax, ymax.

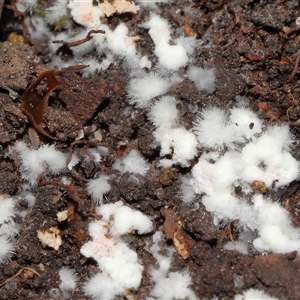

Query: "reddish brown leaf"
<box><xmin>21</xmin><ymin>70</ymin><xmax>61</xmax><ymax>139</ymax></box>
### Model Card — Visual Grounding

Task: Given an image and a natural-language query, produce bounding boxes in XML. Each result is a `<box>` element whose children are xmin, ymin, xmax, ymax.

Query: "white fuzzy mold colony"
<box><xmin>127</xmin><ymin>73</ymin><xmax>172</xmax><ymax>109</ymax></box>
<box><xmin>193</xmin><ymin>107</ymin><xmax>263</xmax><ymax>150</ymax></box>
<box><xmin>96</xmin><ymin>201</ymin><xmax>153</xmax><ymax>235</ymax></box>
<box><xmin>15</xmin><ymin>142</ymin><xmax>67</xmax><ymax>185</ymax></box>
<box><xmin>187</xmin><ymin>66</ymin><xmax>216</xmax><ymax>94</ymax></box>
<box><xmin>189</xmin><ymin>107</ymin><xmax>300</xmax><ymax>254</ymax></box>
<box><xmin>142</xmin><ymin>13</ymin><xmax>190</xmax><ymax>71</ymax></box>
<box><xmin>146</xmin><ymin>232</ymin><xmax>198</xmax><ymax>300</ymax></box>
<box><xmin>81</xmin><ymin>201</ymin><xmax>153</xmax><ymax>300</ymax></box>
<box><xmin>0</xmin><ymin>191</ymin><xmax>37</xmax><ymax>264</ymax></box>
<box><xmin>45</xmin><ymin>0</ymin><xmax>143</xmax><ymax>73</ymax></box>
<box><xmin>16</xmin><ymin>1</ymin><xmax>300</xmax><ymax>299</ymax></box>
<box><xmin>234</xmin><ymin>288</ymin><xmax>279</xmax><ymax>300</ymax></box>
<box><xmin>112</xmin><ymin>149</ymin><xmax>150</xmax><ymax>176</ymax></box>
<box><xmin>49</xmin><ymin>267</ymin><xmax>78</xmax><ymax>299</ymax></box>
<box><xmin>86</xmin><ymin>175</ymin><xmax>111</xmax><ymax>204</ymax></box>
<box><xmin>22</xmin><ymin>0</ymin><xmax>212</xmax><ymax>114</ymax></box>
<box><xmin>0</xmin><ymin>195</ymin><xmax>17</xmax><ymax>263</ymax></box>
<box><xmin>149</xmin><ymin>96</ymin><xmax>198</xmax><ymax>168</ymax></box>
<box><xmin>141</xmin><ymin>74</ymin><xmax>300</xmax><ymax>255</ymax></box>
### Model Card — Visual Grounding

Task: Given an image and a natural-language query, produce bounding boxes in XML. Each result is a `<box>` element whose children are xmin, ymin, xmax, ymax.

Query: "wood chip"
<box><xmin>183</xmin><ymin>23</ymin><xmax>196</xmax><ymax>37</ymax></box>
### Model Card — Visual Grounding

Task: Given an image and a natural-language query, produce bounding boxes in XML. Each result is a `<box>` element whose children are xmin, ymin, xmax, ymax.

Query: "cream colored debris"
<box><xmin>37</xmin><ymin>227</ymin><xmax>62</xmax><ymax>250</ymax></box>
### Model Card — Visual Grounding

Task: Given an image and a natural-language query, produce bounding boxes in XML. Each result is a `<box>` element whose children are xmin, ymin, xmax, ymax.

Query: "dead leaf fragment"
<box><xmin>21</xmin><ymin>70</ymin><xmax>61</xmax><ymax>139</ymax></box>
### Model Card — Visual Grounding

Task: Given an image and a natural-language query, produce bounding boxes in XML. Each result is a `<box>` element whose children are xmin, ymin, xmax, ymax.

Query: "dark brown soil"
<box><xmin>1</xmin><ymin>1</ymin><xmax>300</xmax><ymax>299</ymax></box>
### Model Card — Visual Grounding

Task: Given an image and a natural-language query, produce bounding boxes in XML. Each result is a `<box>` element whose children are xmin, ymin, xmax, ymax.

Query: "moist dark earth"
<box><xmin>1</xmin><ymin>0</ymin><xmax>300</xmax><ymax>299</ymax></box>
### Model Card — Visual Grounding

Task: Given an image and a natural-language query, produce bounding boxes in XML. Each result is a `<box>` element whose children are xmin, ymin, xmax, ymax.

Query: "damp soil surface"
<box><xmin>1</xmin><ymin>1</ymin><xmax>300</xmax><ymax>299</ymax></box>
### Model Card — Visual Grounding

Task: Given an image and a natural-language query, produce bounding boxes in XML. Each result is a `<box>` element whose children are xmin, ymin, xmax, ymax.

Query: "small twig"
<box><xmin>286</xmin><ymin>93</ymin><xmax>299</xmax><ymax>121</ymax></box>
<box><xmin>53</xmin><ymin>29</ymin><xmax>105</xmax><ymax>55</ymax></box>
<box><xmin>56</xmin><ymin>64</ymin><xmax>89</xmax><ymax>75</ymax></box>
<box><xmin>38</xmin><ymin>178</ymin><xmax>85</xmax><ymax>205</ymax></box>
<box><xmin>53</xmin><ymin>30</ymin><xmax>105</xmax><ymax>47</ymax></box>
<box><xmin>4</xmin><ymin>2</ymin><xmax>32</xmax><ymax>45</ymax></box>
<box><xmin>68</xmin><ymin>169</ymin><xmax>88</xmax><ymax>183</ymax></box>
<box><xmin>0</xmin><ymin>267</ymin><xmax>41</xmax><ymax>287</ymax></box>
<box><xmin>285</xmin><ymin>25</ymin><xmax>300</xmax><ymax>36</ymax></box>
<box><xmin>87</xmin><ymin>198</ymin><xmax>101</xmax><ymax>219</ymax></box>
<box><xmin>286</xmin><ymin>53</ymin><xmax>300</xmax><ymax>83</ymax></box>
<box><xmin>67</xmin><ymin>139</ymin><xmax>105</xmax><ymax>167</ymax></box>
<box><xmin>228</xmin><ymin>222</ymin><xmax>236</xmax><ymax>251</ymax></box>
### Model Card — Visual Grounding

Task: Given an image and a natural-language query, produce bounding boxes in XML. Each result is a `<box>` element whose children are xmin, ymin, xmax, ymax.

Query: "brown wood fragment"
<box><xmin>161</xmin><ymin>208</ymin><xmax>193</xmax><ymax>259</ymax></box>
<box><xmin>250</xmin><ymin>55</ymin><xmax>263</xmax><ymax>62</ymax></box>
<box><xmin>284</xmin><ymin>196</ymin><xmax>300</xmax><ymax>228</ymax></box>
<box><xmin>161</xmin><ymin>208</ymin><xmax>178</xmax><ymax>240</ymax></box>
<box><xmin>252</xmin><ymin>180</ymin><xmax>267</xmax><ymax>194</ymax></box>
<box><xmin>183</xmin><ymin>23</ymin><xmax>196</xmax><ymax>37</ymax></box>
<box><xmin>173</xmin><ymin>226</ymin><xmax>191</xmax><ymax>260</ymax></box>
<box><xmin>67</xmin><ymin>205</ymin><xmax>76</xmax><ymax>222</ymax></box>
